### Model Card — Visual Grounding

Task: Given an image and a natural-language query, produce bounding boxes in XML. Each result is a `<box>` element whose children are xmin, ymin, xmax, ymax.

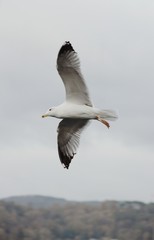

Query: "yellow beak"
<box><xmin>42</xmin><ymin>114</ymin><xmax>48</xmax><ymax>118</ymax></box>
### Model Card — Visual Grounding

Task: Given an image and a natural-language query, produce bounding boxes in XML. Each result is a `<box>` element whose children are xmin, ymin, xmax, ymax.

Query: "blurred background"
<box><xmin>0</xmin><ymin>0</ymin><xmax>154</xmax><ymax>203</ymax></box>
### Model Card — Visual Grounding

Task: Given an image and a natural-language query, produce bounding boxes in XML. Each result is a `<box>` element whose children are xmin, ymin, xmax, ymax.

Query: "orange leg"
<box><xmin>96</xmin><ymin>116</ymin><xmax>110</xmax><ymax>128</ymax></box>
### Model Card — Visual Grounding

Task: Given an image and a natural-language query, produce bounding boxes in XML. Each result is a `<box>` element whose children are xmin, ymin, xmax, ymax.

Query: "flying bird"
<box><xmin>42</xmin><ymin>41</ymin><xmax>117</xmax><ymax>169</ymax></box>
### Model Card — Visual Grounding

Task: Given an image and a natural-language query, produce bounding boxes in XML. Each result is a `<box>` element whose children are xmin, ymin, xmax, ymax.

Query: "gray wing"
<box><xmin>57</xmin><ymin>118</ymin><xmax>89</xmax><ymax>169</ymax></box>
<box><xmin>57</xmin><ymin>41</ymin><xmax>92</xmax><ymax>106</ymax></box>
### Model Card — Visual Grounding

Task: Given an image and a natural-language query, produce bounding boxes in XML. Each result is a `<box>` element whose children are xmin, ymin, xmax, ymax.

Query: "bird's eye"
<box><xmin>49</xmin><ymin>108</ymin><xmax>52</xmax><ymax>111</ymax></box>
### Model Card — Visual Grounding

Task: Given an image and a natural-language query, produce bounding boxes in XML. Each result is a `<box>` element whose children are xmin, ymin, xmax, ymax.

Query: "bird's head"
<box><xmin>42</xmin><ymin>107</ymin><xmax>56</xmax><ymax>118</ymax></box>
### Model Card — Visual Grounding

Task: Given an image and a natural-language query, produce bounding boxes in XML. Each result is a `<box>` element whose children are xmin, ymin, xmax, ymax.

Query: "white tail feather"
<box><xmin>99</xmin><ymin>110</ymin><xmax>118</xmax><ymax>121</ymax></box>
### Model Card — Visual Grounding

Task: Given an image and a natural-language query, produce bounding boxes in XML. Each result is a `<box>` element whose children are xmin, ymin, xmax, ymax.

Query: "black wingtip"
<box><xmin>64</xmin><ymin>164</ymin><xmax>69</xmax><ymax>169</ymax></box>
<box><xmin>58</xmin><ymin>145</ymin><xmax>74</xmax><ymax>169</ymax></box>
<box><xmin>58</xmin><ymin>41</ymin><xmax>75</xmax><ymax>56</ymax></box>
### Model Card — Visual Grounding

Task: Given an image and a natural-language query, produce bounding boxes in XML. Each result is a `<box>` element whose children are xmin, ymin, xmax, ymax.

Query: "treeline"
<box><xmin>0</xmin><ymin>200</ymin><xmax>154</xmax><ymax>240</ymax></box>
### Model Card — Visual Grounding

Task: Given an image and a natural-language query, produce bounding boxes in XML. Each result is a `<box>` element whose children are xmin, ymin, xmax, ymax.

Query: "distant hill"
<box><xmin>2</xmin><ymin>195</ymin><xmax>69</xmax><ymax>208</ymax></box>
<box><xmin>2</xmin><ymin>195</ymin><xmax>100</xmax><ymax>209</ymax></box>
<box><xmin>2</xmin><ymin>195</ymin><xmax>145</xmax><ymax>210</ymax></box>
<box><xmin>0</xmin><ymin>196</ymin><xmax>153</xmax><ymax>240</ymax></box>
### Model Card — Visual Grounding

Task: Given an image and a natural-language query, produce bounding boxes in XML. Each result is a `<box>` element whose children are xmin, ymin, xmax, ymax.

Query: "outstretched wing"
<box><xmin>57</xmin><ymin>118</ymin><xmax>89</xmax><ymax>169</ymax></box>
<box><xmin>57</xmin><ymin>41</ymin><xmax>92</xmax><ymax>106</ymax></box>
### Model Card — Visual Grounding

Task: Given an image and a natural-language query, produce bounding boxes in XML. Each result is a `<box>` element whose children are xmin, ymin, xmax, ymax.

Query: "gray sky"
<box><xmin>0</xmin><ymin>0</ymin><xmax>154</xmax><ymax>202</ymax></box>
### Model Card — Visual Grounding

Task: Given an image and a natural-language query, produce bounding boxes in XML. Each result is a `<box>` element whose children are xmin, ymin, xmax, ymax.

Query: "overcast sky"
<box><xmin>0</xmin><ymin>0</ymin><xmax>154</xmax><ymax>202</ymax></box>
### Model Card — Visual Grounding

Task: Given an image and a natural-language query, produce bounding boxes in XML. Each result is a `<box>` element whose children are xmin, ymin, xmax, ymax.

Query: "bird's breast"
<box><xmin>54</xmin><ymin>104</ymin><xmax>96</xmax><ymax>119</ymax></box>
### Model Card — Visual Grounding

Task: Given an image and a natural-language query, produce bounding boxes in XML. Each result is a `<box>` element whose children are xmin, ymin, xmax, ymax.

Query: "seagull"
<box><xmin>42</xmin><ymin>41</ymin><xmax>117</xmax><ymax>169</ymax></box>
